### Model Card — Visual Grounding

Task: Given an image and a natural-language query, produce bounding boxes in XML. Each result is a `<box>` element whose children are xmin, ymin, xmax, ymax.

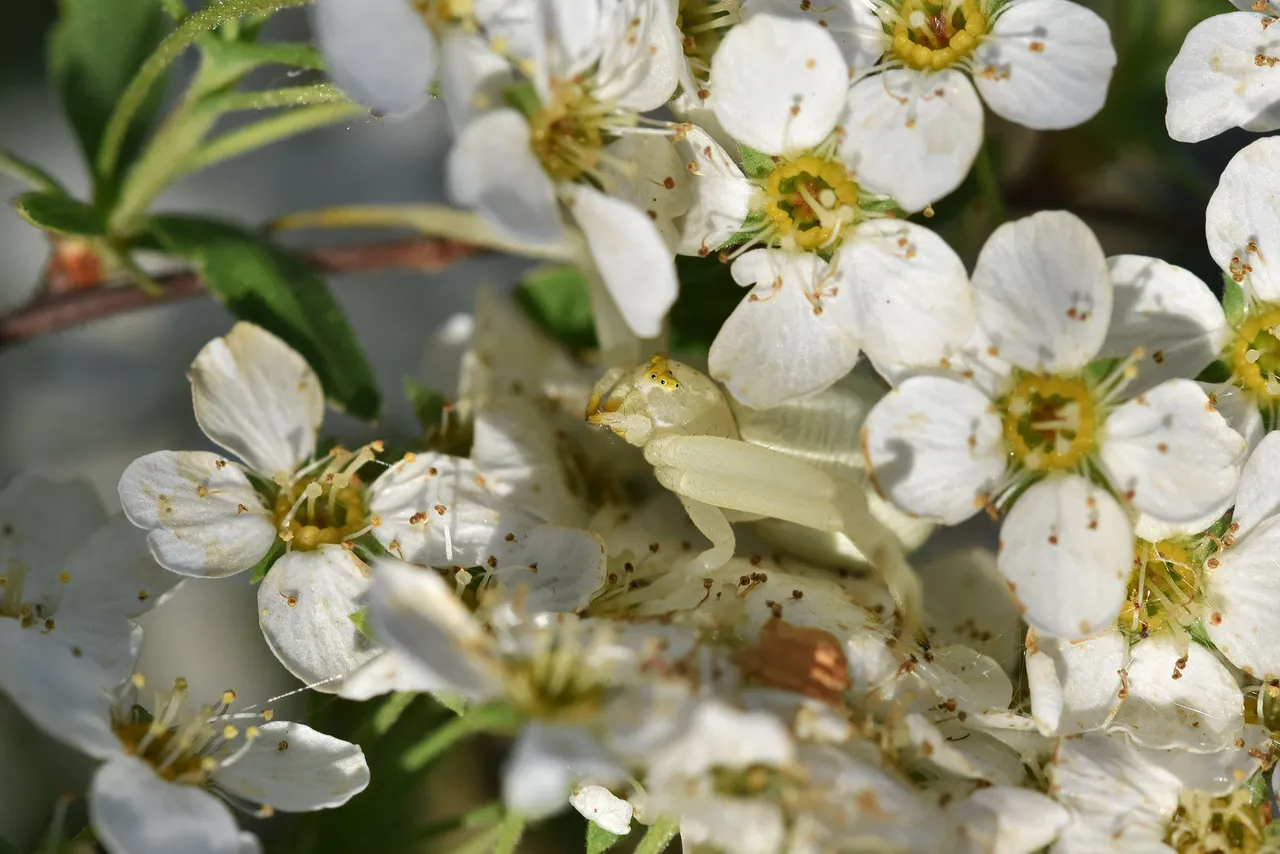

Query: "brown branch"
<box><xmin>0</xmin><ymin>237</ymin><xmax>483</xmax><ymax>349</ymax></box>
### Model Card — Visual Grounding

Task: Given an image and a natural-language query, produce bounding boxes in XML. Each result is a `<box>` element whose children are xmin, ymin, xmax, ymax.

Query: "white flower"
<box><xmin>676</xmin><ymin>15</ymin><xmax>975</xmax><ymax>407</ymax></box>
<box><xmin>445</xmin><ymin>0</ymin><xmax>685</xmax><ymax>338</ymax></box>
<box><xmin>0</xmin><ymin>473</ymin><xmax>180</xmax><ymax>744</ymax></box>
<box><xmin>862</xmin><ymin>211</ymin><xmax>1247</xmax><ymax>640</ymax></box>
<box><xmin>1166</xmin><ymin>1</ymin><xmax>1280</xmax><ymax>142</ymax></box>
<box><xmin>29</xmin><ymin>673</ymin><xmax>368</xmax><ymax>854</ymax></box>
<box><xmin>1048</xmin><ymin>728</ymin><xmax>1272</xmax><ymax>854</ymax></box>
<box><xmin>1025</xmin><ymin>629</ymin><xmax>1246</xmax><ymax>753</ymax></box>
<box><xmin>843</xmin><ymin>0</ymin><xmax>1116</xmax><ymax>211</ymax></box>
<box><xmin>352</xmin><ymin>558</ymin><xmax>694</xmax><ymax>818</ymax></box>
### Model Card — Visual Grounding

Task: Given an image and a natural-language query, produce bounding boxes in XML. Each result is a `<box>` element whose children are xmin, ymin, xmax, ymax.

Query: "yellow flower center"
<box><xmin>1168</xmin><ymin>787</ymin><xmax>1271</xmax><ymax>854</ymax></box>
<box><xmin>676</xmin><ymin>0</ymin><xmax>743</xmax><ymax>94</ymax></box>
<box><xmin>761</xmin><ymin>155</ymin><xmax>861</xmax><ymax>251</ymax></box>
<box><xmin>411</xmin><ymin>0</ymin><xmax>475</xmax><ymax>35</ymax></box>
<box><xmin>999</xmin><ymin>374</ymin><xmax>1098</xmax><ymax>472</ymax></box>
<box><xmin>503</xmin><ymin>630</ymin><xmax>609</xmax><ymax>723</ymax></box>
<box><xmin>1119</xmin><ymin>540</ymin><xmax>1201</xmax><ymax>638</ymax></box>
<box><xmin>528</xmin><ymin>80</ymin><xmax>610</xmax><ymax>183</ymax></box>
<box><xmin>272</xmin><ymin>475</ymin><xmax>367</xmax><ymax>552</ymax></box>
<box><xmin>891</xmin><ymin>0</ymin><xmax>988</xmax><ymax>71</ymax></box>
<box><xmin>1227</xmin><ymin>305</ymin><xmax>1280</xmax><ymax>403</ymax></box>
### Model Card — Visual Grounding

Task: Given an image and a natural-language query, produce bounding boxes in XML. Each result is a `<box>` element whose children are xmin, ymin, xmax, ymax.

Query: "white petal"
<box><xmin>904</xmin><ymin>714</ymin><xmax>1024</xmax><ymax>784</ymax></box>
<box><xmin>1206</xmin><ymin>515</ymin><xmax>1280</xmax><ymax>679</ymax></box>
<box><xmin>472</xmin><ymin>402</ymin><xmax>587</xmax><ymax>526</ymax></box>
<box><xmin>0</xmin><ymin>471</ymin><xmax>105</xmax><ymax>593</ymax></box>
<box><xmin>491</xmin><ymin>524</ymin><xmax>607</xmax><ymax>613</ymax></box>
<box><xmin>914</xmin><ymin>643</ymin><xmax>1014</xmax><ymax>713</ymax></box>
<box><xmin>1025</xmin><ymin>630</ymin><xmax>1124</xmax><ymax>736</ymax></box>
<box><xmin>1100</xmin><ymin>255</ymin><xmax>1228</xmax><ymax>394</ymax></box>
<box><xmin>501</xmin><ymin>723</ymin><xmax>625</xmax><ymax>818</ymax></box>
<box><xmin>840</xmin><ymin>70</ymin><xmax>983</xmax><ymax>212</ymax></box>
<box><xmin>58</xmin><ymin>514</ymin><xmax>182</xmax><ymax>620</ymax></box>
<box><xmin>674</xmin><ymin>126</ymin><xmax>754</xmax><ymax>257</ymax></box>
<box><xmin>953</xmin><ymin>785</ymin><xmax>1070</xmax><ymax>854</ymax></box>
<box><xmin>438</xmin><ymin>32</ymin><xmax>517</xmax><ymax>130</ymax></box>
<box><xmin>570</xmin><ymin>784</ymin><xmax>632</xmax><ymax>835</ymax></box>
<box><xmin>861</xmin><ymin>376</ymin><xmax>1006</xmax><ymax>525</ymax></box>
<box><xmin>1148</xmin><ymin>724</ymin><xmax>1269</xmax><ymax>796</ymax></box>
<box><xmin>257</xmin><ymin>547</ymin><xmax>377</xmax><ymax>693</ymax></box>
<box><xmin>1166</xmin><ymin>12</ymin><xmax>1280</xmax><ymax>142</ymax></box>
<box><xmin>918</xmin><ymin>547</ymin><xmax>1022</xmax><ymax>675</ymax></box>
<box><xmin>998</xmin><ymin>475</ymin><xmax>1131</xmax><ymax>640</ymax></box>
<box><xmin>369</xmin><ymin>452</ymin><xmax>546</xmax><ymax>569</ymax></box>
<box><xmin>591</xmin><ymin>1</ymin><xmax>679</xmax><ymax>111</ymax></box>
<box><xmin>1108</xmin><ymin>633</ymin><xmax>1244</xmax><ymax>752</ymax></box>
<box><xmin>971</xmin><ymin>210</ymin><xmax>1111</xmax><ymax>373</ymax></box>
<box><xmin>742</xmin><ymin>0</ymin><xmax>887</xmax><ymax>72</ymax></box>
<box><xmin>647</xmin><ymin>699</ymin><xmax>794</xmax><ymax>786</ymax></box>
<box><xmin>311</xmin><ymin>0</ymin><xmax>437</xmax><ymax>115</ymax></box>
<box><xmin>843</xmin><ymin>219</ymin><xmax>975</xmax><ymax>382</ymax></box>
<box><xmin>707</xmin><ymin>13</ymin><xmax>847</xmax><ymax>155</ymax></box>
<box><xmin>91</xmin><ymin>757</ymin><xmax>244</xmax><ymax>854</ymax></box>
<box><xmin>365</xmin><ymin>557</ymin><xmax>505</xmax><ymax>699</ymax></box>
<box><xmin>0</xmin><ymin>622</ymin><xmax>120</xmax><ymax>759</ymax></box>
<box><xmin>118</xmin><ymin>451</ymin><xmax>276</xmax><ymax>579</ymax></box>
<box><xmin>563</xmin><ymin>182</ymin><xmax>679</xmax><ymax>339</ymax></box>
<box><xmin>974</xmin><ymin>0</ymin><xmax>1115</xmax><ymax>129</ymax></box>
<box><xmin>1206</xmin><ymin>136</ymin><xmax>1280</xmax><ymax>303</ymax></box>
<box><xmin>338</xmin><ymin>648</ymin><xmax>451</xmax><ymax>701</ymax></box>
<box><xmin>189</xmin><ymin>323</ymin><xmax>323</xmax><ymax>481</ymax></box>
<box><xmin>1231</xmin><ymin>430</ymin><xmax>1280</xmax><ymax>541</ymax></box>
<box><xmin>1100</xmin><ymin>379</ymin><xmax>1245</xmax><ymax>525</ymax></box>
<box><xmin>1202</xmin><ymin>381</ymin><xmax>1265</xmax><ymax>462</ymax></box>
<box><xmin>447</xmin><ymin>109</ymin><xmax>567</xmax><ymax>247</ymax></box>
<box><xmin>709</xmin><ymin>249</ymin><xmax>860</xmax><ymax>409</ymax></box>
<box><xmin>211</xmin><ymin>721</ymin><xmax>369</xmax><ymax>811</ymax></box>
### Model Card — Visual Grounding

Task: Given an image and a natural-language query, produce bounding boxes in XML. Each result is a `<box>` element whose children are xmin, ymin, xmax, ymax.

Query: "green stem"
<box><xmin>96</xmin><ymin>0</ymin><xmax>311</xmax><ymax>178</ymax></box>
<box><xmin>411</xmin><ymin>803</ymin><xmax>505</xmax><ymax>843</ymax></box>
<box><xmin>633</xmin><ymin>818</ymin><xmax>680</xmax><ymax>854</ymax></box>
<box><xmin>491</xmin><ymin>812</ymin><xmax>526</xmax><ymax>854</ymax></box>
<box><xmin>973</xmin><ymin>141</ymin><xmax>1007</xmax><ymax>227</ymax></box>
<box><xmin>0</xmin><ymin>151</ymin><xmax>63</xmax><ymax>193</ymax></box>
<box><xmin>400</xmin><ymin>703</ymin><xmax>521</xmax><ymax>773</ymax></box>
<box><xmin>204</xmin><ymin>83</ymin><xmax>349</xmax><ymax>113</ymax></box>
<box><xmin>159</xmin><ymin>0</ymin><xmax>187</xmax><ymax>22</ymax></box>
<box><xmin>448</xmin><ymin>822</ymin><xmax>508</xmax><ymax>854</ymax></box>
<box><xmin>372</xmin><ymin>691</ymin><xmax>417</xmax><ymax>737</ymax></box>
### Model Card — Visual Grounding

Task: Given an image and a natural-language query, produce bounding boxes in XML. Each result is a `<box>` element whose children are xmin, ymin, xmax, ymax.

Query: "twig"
<box><xmin>0</xmin><ymin>236</ymin><xmax>482</xmax><ymax>349</ymax></box>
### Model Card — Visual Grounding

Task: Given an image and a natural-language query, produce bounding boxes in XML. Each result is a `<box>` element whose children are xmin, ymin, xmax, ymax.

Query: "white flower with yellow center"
<box><xmin>1166</xmin><ymin>1</ymin><xmax>1280</xmax><ymax>142</ymax></box>
<box><xmin>1048</xmin><ymin>728</ymin><xmax>1273</xmax><ymax>854</ymax></box>
<box><xmin>861</xmin><ymin>211</ymin><xmax>1247</xmax><ymax>640</ymax></box>
<box><xmin>843</xmin><ymin>0</ymin><xmax>1117</xmax><ymax>211</ymax></box>
<box><xmin>354</xmin><ymin>559</ymin><xmax>695</xmax><ymax>820</ymax></box>
<box><xmin>445</xmin><ymin>0</ymin><xmax>687</xmax><ymax>339</ymax></box>
<box><xmin>0</xmin><ymin>473</ymin><xmax>180</xmax><ymax>749</ymax></box>
<box><xmin>28</xmin><ymin>673</ymin><xmax>368</xmax><ymax>854</ymax></box>
<box><xmin>676</xmin><ymin>14</ymin><xmax>975</xmax><ymax>408</ymax></box>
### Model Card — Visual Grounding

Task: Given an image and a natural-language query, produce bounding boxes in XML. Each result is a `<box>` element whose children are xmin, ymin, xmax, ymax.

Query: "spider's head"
<box><xmin>586</xmin><ymin>355</ymin><xmax>737</xmax><ymax>446</ymax></box>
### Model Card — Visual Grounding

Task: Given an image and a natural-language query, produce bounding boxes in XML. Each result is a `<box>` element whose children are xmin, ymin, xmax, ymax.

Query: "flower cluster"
<box><xmin>14</xmin><ymin>0</ymin><xmax>1280</xmax><ymax>852</ymax></box>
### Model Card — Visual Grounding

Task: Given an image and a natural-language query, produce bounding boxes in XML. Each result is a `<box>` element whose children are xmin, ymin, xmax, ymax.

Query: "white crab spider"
<box><xmin>587</xmin><ymin>355</ymin><xmax>924</xmax><ymax>635</ymax></box>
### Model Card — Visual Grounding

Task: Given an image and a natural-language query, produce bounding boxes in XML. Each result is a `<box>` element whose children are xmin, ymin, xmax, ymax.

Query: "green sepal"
<box><xmin>1223</xmin><ymin>272</ymin><xmax>1245</xmax><ymax>328</ymax></box>
<box><xmin>503</xmin><ymin>80</ymin><xmax>543</xmax><ymax>118</ymax></box>
<box><xmin>150</xmin><ymin>215</ymin><xmax>382</xmax><ymax>421</ymax></box>
<box><xmin>0</xmin><ymin>151</ymin><xmax>65</xmax><ymax>193</ymax></box>
<box><xmin>737</xmin><ymin>143</ymin><xmax>776</xmax><ymax>180</ymax></box>
<box><xmin>433</xmin><ymin>691</ymin><xmax>469</xmax><ymax>716</ymax></box>
<box><xmin>348</xmin><ymin>606</ymin><xmax>374</xmax><ymax>640</ymax></box>
<box><xmin>859</xmin><ymin>195</ymin><xmax>909</xmax><ymax>219</ymax></box>
<box><xmin>1184</xmin><ymin>618</ymin><xmax>1217</xmax><ymax>652</ymax></box>
<box><xmin>14</xmin><ymin>191</ymin><xmax>107</xmax><ymax>236</ymax></box>
<box><xmin>586</xmin><ymin>822</ymin><xmax>627</xmax><ymax>854</ymax></box>
<box><xmin>247</xmin><ymin>538</ymin><xmax>286</xmax><ymax>584</ymax></box>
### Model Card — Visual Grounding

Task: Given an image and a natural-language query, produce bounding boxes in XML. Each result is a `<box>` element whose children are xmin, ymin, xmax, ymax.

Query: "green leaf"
<box><xmin>14</xmin><ymin>191</ymin><xmax>107</xmax><ymax>236</ymax></box>
<box><xmin>516</xmin><ymin>265</ymin><xmax>597</xmax><ymax>352</ymax></box>
<box><xmin>433</xmin><ymin>691</ymin><xmax>468</xmax><ymax>716</ymax></box>
<box><xmin>1223</xmin><ymin>272</ymin><xmax>1245</xmax><ymax>327</ymax></box>
<box><xmin>49</xmin><ymin>0</ymin><xmax>169</xmax><ymax>191</ymax></box>
<box><xmin>348</xmin><ymin>606</ymin><xmax>374</xmax><ymax>639</ymax></box>
<box><xmin>1185</xmin><ymin>618</ymin><xmax>1217</xmax><ymax>651</ymax></box>
<box><xmin>247</xmin><ymin>538</ymin><xmax>286</xmax><ymax>584</ymax></box>
<box><xmin>737</xmin><ymin>143</ymin><xmax>776</xmax><ymax>180</ymax></box>
<box><xmin>197</xmin><ymin>39</ymin><xmax>326</xmax><ymax>93</ymax></box>
<box><xmin>587</xmin><ymin>822</ymin><xmax>626</xmax><ymax>854</ymax></box>
<box><xmin>0</xmin><ymin>151</ymin><xmax>64</xmax><ymax>193</ymax></box>
<box><xmin>668</xmin><ymin>254</ymin><xmax>742</xmax><ymax>355</ymax></box>
<box><xmin>151</xmin><ymin>216</ymin><xmax>382</xmax><ymax>420</ymax></box>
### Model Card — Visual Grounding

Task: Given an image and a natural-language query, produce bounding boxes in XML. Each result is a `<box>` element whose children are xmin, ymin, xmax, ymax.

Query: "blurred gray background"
<box><xmin>0</xmin><ymin>6</ymin><xmax>527</xmax><ymax>847</ymax></box>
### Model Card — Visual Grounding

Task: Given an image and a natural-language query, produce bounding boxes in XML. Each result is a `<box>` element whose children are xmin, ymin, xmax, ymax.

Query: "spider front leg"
<box><xmin>644</xmin><ymin>435</ymin><xmax>923</xmax><ymax>638</ymax></box>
